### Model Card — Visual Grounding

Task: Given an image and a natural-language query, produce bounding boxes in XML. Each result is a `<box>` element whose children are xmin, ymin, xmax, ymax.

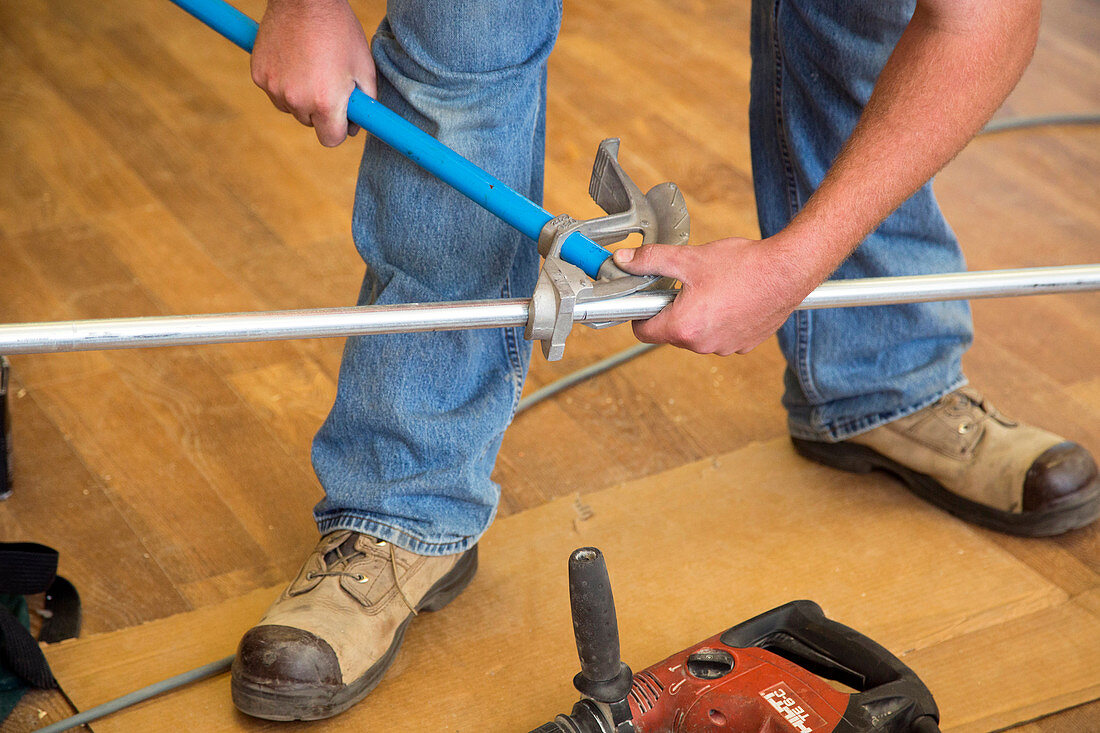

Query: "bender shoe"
<box><xmin>232</xmin><ymin>530</ymin><xmax>477</xmax><ymax>720</ymax></box>
<box><xmin>792</xmin><ymin>387</ymin><xmax>1100</xmax><ymax>537</ymax></box>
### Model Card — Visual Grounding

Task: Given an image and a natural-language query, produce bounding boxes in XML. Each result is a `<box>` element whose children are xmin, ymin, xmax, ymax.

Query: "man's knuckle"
<box><xmin>282</xmin><ymin>88</ymin><xmax>304</xmax><ymax>110</ymax></box>
<box><xmin>668</xmin><ymin>323</ymin><xmax>698</xmax><ymax>349</ymax></box>
<box><xmin>681</xmin><ymin>319</ymin><xmax>705</xmax><ymax>341</ymax></box>
<box><xmin>313</xmin><ymin>86</ymin><xmax>334</xmax><ymax>109</ymax></box>
<box><xmin>687</xmin><ymin>338</ymin><xmax>712</xmax><ymax>354</ymax></box>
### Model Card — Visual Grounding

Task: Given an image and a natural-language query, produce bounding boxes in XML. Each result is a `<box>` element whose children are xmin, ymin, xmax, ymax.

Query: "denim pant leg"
<box><xmin>310</xmin><ymin>0</ymin><xmax>559</xmax><ymax>555</ymax></box>
<box><xmin>749</xmin><ymin>0</ymin><xmax>973</xmax><ymax>442</ymax></box>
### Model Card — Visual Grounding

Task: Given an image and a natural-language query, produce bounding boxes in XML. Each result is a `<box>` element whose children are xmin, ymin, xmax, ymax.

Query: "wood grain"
<box><xmin>0</xmin><ymin>0</ymin><xmax>1096</xmax><ymax>729</ymax></box>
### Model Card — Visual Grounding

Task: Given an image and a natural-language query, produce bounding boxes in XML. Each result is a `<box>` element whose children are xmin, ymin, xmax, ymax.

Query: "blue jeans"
<box><xmin>751</xmin><ymin>0</ymin><xmax>972</xmax><ymax>440</ymax></box>
<box><xmin>311</xmin><ymin>0</ymin><xmax>972</xmax><ymax>555</ymax></box>
<box><xmin>311</xmin><ymin>0</ymin><xmax>556</xmax><ymax>555</ymax></box>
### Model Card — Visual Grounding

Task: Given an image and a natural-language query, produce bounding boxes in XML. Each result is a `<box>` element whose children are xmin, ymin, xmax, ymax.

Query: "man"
<box><xmin>231</xmin><ymin>0</ymin><xmax>1099</xmax><ymax>721</ymax></box>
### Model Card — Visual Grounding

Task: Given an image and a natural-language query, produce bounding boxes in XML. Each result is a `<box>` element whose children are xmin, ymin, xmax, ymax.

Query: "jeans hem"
<box><xmin>315</xmin><ymin>511</ymin><xmax>488</xmax><ymax>556</ymax></box>
<box><xmin>787</xmin><ymin>376</ymin><xmax>969</xmax><ymax>443</ymax></box>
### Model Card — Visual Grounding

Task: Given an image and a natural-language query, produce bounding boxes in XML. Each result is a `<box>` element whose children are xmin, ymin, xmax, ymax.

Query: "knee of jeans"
<box><xmin>383</xmin><ymin>0</ymin><xmax>560</xmax><ymax>81</ymax></box>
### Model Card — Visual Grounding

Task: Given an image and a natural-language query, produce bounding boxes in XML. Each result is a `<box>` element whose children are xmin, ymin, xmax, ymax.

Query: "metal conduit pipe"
<box><xmin>0</xmin><ymin>265</ymin><xmax>1096</xmax><ymax>356</ymax></box>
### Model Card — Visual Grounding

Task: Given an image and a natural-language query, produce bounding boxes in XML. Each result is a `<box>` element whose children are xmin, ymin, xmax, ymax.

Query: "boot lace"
<box><xmin>306</xmin><ymin>535</ymin><xmax>419</xmax><ymax>614</ymax></box>
<box><xmin>939</xmin><ymin>390</ymin><xmax>1004</xmax><ymax>439</ymax></box>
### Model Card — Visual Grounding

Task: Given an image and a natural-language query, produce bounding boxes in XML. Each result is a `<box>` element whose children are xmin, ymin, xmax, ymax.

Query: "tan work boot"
<box><xmin>792</xmin><ymin>387</ymin><xmax>1100</xmax><ymax>536</ymax></box>
<box><xmin>231</xmin><ymin>530</ymin><xmax>477</xmax><ymax>720</ymax></box>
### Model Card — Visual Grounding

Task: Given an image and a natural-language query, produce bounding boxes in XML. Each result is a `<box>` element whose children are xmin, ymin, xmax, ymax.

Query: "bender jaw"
<box><xmin>525</xmin><ymin>139</ymin><xmax>690</xmax><ymax>361</ymax></box>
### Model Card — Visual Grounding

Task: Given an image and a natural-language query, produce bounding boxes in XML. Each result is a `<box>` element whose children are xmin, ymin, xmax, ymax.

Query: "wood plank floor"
<box><xmin>1</xmin><ymin>0</ymin><xmax>1097</xmax><ymax>729</ymax></box>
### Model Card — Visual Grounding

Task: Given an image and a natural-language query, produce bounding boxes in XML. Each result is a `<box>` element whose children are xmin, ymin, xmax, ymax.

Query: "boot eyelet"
<box><xmin>306</xmin><ymin>572</ymin><xmax>317</xmax><ymax>580</ymax></box>
<box><xmin>958</xmin><ymin>423</ymin><xmax>971</xmax><ymax>434</ymax></box>
<box><xmin>355</xmin><ymin>574</ymin><xmax>368</xmax><ymax>583</ymax></box>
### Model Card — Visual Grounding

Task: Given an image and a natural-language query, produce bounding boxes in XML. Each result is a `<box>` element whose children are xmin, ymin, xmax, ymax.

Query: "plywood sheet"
<box><xmin>45</xmin><ymin>439</ymin><xmax>1099</xmax><ymax>731</ymax></box>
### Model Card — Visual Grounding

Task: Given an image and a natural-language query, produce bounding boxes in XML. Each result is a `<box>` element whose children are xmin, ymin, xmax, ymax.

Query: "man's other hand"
<box><xmin>612</xmin><ymin>236</ymin><xmax>818</xmax><ymax>356</ymax></box>
<box><xmin>252</xmin><ymin>0</ymin><xmax>376</xmax><ymax>147</ymax></box>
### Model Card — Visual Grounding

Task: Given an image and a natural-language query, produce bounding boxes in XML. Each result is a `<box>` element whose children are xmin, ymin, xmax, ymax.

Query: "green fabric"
<box><xmin>0</xmin><ymin>593</ymin><xmax>30</xmax><ymax>722</ymax></box>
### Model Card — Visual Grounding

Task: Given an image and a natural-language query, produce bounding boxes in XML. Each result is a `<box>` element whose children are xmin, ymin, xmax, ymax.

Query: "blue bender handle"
<box><xmin>167</xmin><ymin>0</ymin><xmax>613</xmax><ymax>279</ymax></box>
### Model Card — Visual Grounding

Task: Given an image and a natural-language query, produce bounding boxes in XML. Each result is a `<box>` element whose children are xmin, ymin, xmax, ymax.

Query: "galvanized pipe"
<box><xmin>0</xmin><ymin>265</ymin><xmax>1096</xmax><ymax>356</ymax></box>
<box><xmin>798</xmin><ymin>264</ymin><xmax>1100</xmax><ymax>308</ymax></box>
<box><xmin>0</xmin><ymin>300</ymin><xmax>532</xmax><ymax>355</ymax></box>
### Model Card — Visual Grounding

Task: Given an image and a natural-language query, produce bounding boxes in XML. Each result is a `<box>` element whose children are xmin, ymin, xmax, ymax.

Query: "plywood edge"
<box><xmin>911</xmin><ymin>591</ymin><xmax>1100</xmax><ymax>732</ymax></box>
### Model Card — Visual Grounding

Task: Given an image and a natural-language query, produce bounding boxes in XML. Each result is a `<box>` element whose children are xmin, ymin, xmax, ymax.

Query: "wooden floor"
<box><xmin>0</xmin><ymin>0</ymin><xmax>1096</xmax><ymax>729</ymax></box>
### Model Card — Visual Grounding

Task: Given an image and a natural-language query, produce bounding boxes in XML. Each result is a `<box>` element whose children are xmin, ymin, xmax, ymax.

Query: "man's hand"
<box><xmin>612</xmin><ymin>236</ymin><xmax>818</xmax><ymax>356</ymax></box>
<box><xmin>251</xmin><ymin>0</ymin><xmax>376</xmax><ymax>147</ymax></box>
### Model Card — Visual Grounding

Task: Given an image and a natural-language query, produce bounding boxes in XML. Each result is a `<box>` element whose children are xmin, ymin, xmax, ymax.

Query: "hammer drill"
<box><xmin>531</xmin><ymin>547</ymin><xmax>940</xmax><ymax>733</ymax></box>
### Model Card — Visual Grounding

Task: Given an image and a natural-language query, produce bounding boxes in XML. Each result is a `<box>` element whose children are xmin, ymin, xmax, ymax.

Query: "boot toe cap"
<box><xmin>233</xmin><ymin>624</ymin><xmax>342</xmax><ymax>689</ymax></box>
<box><xmin>1023</xmin><ymin>441</ymin><xmax>1099</xmax><ymax>512</ymax></box>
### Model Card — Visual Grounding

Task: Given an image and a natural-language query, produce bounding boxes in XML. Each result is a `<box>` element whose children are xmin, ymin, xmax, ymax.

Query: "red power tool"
<box><xmin>530</xmin><ymin>548</ymin><xmax>940</xmax><ymax>733</ymax></box>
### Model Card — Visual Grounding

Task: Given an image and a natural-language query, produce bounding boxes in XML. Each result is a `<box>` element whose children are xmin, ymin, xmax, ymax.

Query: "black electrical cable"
<box><xmin>34</xmin><ymin>655</ymin><xmax>233</xmax><ymax>733</ymax></box>
<box><xmin>516</xmin><ymin>343</ymin><xmax>660</xmax><ymax>414</ymax></box>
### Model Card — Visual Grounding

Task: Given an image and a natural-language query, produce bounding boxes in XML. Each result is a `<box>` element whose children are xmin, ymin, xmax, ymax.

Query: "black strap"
<box><xmin>0</xmin><ymin>543</ymin><xmax>58</xmax><ymax>595</ymax></box>
<box><xmin>0</xmin><ymin>543</ymin><xmax>81</xmax><ymax>689</ymax></box>
<box><xmin>39</xmin><ymin>577</ymin><xmax>81</xmax><ymax>644</ymax></box>
<box><xmin>1</xmin><ymin>355</ymin><xmax>10</xmax><ymax>498</ymax></box>
<box><xmin>0</xmin><ymin>605</ymin><xmax>55</xmax><ymax>688</ymax></box>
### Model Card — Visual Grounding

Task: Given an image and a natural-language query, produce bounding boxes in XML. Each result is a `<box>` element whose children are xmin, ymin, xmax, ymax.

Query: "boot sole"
<box><xmin>791</xmin><ymin>437</ymin><xmax>1100</xmax><ymax>537</ymax></box>
<box><xmin>231</xmin><ymin>544</ymin><xmax>479</xmax><ymax>721</ymax></box>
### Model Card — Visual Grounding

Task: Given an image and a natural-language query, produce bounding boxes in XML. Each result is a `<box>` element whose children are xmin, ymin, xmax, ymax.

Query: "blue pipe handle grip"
<box><xmin>167</xmin><ymin>0</ymin><xmax>613</xmax><ymax>279</ymax></box>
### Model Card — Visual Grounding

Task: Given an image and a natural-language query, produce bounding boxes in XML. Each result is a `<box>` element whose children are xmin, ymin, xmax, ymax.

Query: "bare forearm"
<box><xmin>778</xmin><ymin>0</ymin><xmax>1042</xmax><ymax>281</ymax></box>
<box><xmin>614</xmin><ymin>0</ymin><xmax>1042</xmax><ymax>356</ymax></box>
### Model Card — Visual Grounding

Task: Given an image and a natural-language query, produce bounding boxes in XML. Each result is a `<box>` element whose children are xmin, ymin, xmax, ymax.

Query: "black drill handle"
<box><xmin>720</xmin><ymin>600</ymin><xmax>939</xmax><ymax>732</ymax></box>
<box><xmin>569</xmin><ymin>547</ymin><xmax>621</xmax><ymax>683</ymax></box>
<box><xmin>568</xmin><ymin>548</ymin><xmax>632</xmax><ymax>703</ymax></box>
<box><xmin>525</xmin><ymin>549</ymin><xmax>634</xmax><ymax>732</ymax></box>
